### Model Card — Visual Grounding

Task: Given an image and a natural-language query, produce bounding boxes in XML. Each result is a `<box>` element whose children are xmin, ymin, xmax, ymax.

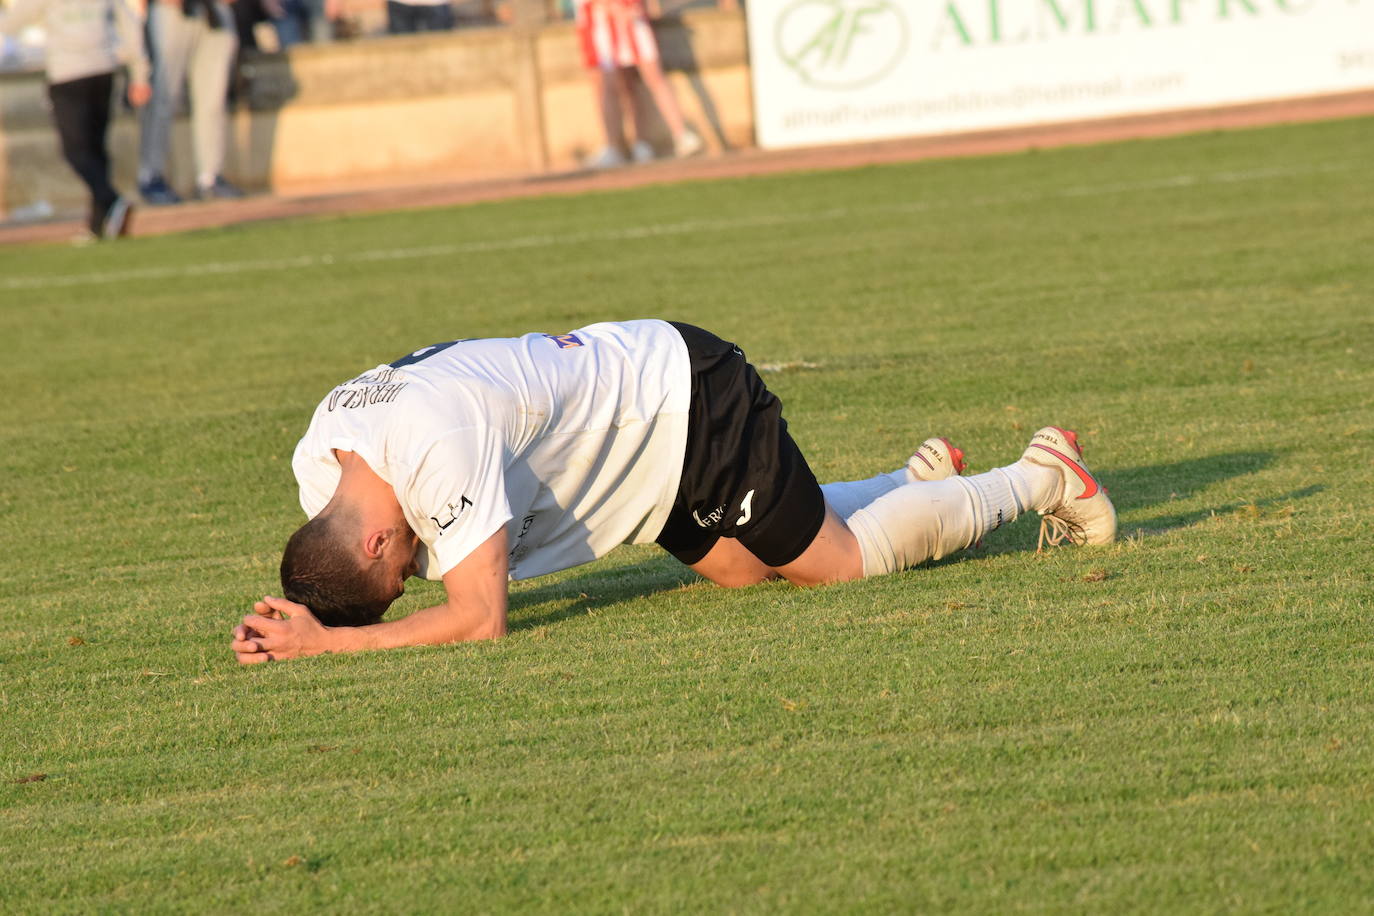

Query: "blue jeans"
<box><xmin>273</xmin><ymin>0</ymin><xmax>328</xmax><ymax>46</ymax></box>
<box><xmin>386</xmin><ymin>0</ymin><xmax>454</xmax><ymax>33</ymax></box>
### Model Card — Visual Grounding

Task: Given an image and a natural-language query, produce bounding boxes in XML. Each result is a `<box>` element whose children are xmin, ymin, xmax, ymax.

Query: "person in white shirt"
<box><xmin>0</xmin><ymin>0</ymin><xmax>151</xmax><ymax>237</ymax></box>
<box><xmin>231</xmin><ymin>320</ymin><xmax>1117</xmax><ymax>664</ymax></box>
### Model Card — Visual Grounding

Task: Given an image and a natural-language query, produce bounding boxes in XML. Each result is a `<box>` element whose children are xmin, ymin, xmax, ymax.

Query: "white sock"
<box><xmin>847</xmin><ymin>463</ymin><xmax>1053</xmax><ymax>577</ymax></box>
<box><xmin>1006</xmin><ymin>458</ymin><xmax>1062</xmax><ymax>512</ymax></box>
<box><xmin>820</xmin><ymin>469</ymin><xmax>908</xmax><ymax>520</ymax></box>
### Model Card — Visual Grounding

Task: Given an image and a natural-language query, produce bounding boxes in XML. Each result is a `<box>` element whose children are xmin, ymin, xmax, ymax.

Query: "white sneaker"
<box><xmin>1020</xmin><ymin>426</ymin><xmax>1117</xmax><ymax>549</ymax></box>
<box><xmin>907</xmin><ymin>437</ymin><xmax>966</xmax><ymax>481</ymax></box>
<box><xmin>630</xmin><ymin>140</ymin><xmax>655</xmax><ymax>163</ymax></box>
<box><xmin>102</xmin><ymin>196</ymin><xmax>134</xmax><ymax>239</ymax></box>
<box><xmin>584</xmin><ymin>146</ymin><xmax>627</xmax><ymax>170</ymax></box>
<box><xmin>674</xmin><ymin>127</ymin><xmax>704</xmax><ymax>158</ymax></box>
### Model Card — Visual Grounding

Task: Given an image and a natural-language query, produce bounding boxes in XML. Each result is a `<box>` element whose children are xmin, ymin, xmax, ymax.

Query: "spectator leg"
<box><xmin>635</xmin><ymin>54</ymin><xmax>688</xmax><ymax>140</ymax></box>
<box><xmin>387</xmin><ymin>0</ymin><xmax>418</xmax><ymax>33</ymax></box>
<box><xmin>592</xmin><ymin>66</ymin><xmax>627</xmax><ymax>153</ymax></box>
<box><xmin>49</xmin><ymin>72</ymin><xmax>120</xmax><ymax>233</ymax></box>
<box><xmin>140</xmin><ymin>4</ymin><xmax>195</xmax><ymax>184</ymax></box>
<box><xmin>187</xmin><ymin>5</ymin><xmax>240</xmax><ymax>189</ymax></box>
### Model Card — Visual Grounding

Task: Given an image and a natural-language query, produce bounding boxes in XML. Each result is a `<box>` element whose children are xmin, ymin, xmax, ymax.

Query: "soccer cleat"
<box><xmin>907</xmin><ymin>437</ymin><xmax>967</xmax><ymax>482</ymax></box>
<box><xmin>1020</xmin><ymin>426</ymin><xmax>1117</xmax><ymax>550</ymax></box>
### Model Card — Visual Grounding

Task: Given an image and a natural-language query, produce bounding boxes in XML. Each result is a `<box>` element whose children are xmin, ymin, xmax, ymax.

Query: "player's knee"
<box><xmin>701</xmin><ymin>567</ymin><xmax>780</xmax><ymax>588</ymax></box>
<box><xmin>779</xmin><ymin>563</ymin><xmax>863</xmax><ymax>588</ymax></box>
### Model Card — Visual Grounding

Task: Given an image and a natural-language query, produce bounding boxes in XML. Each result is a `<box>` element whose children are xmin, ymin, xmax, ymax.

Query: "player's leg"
<box><xmin>819</xmin><ymin>437</ymin><xmax>965</xmax><ymax>519</ymax></box>
<box><xmin>687</xmin><ymin>536</ymin><xmax>778</xmax><ymax>587</ymax></box>
<box><xmin>768</xmin><ymin>505</ymin><xmax>863</xmax><ymax>585</ymax></box>
<box><xmin>844</xmin><ymin>427</ymin><xmax>1116</xmax><ymax>576</ymax></box>
<box><xmin>688</xmin><ymin>504</ymin><xmax>863</xmax><ymax>588</ymax></box>
<box><xmin>772</xmin><ymin>438</ymin><xmax>967</xmax><ymax>585</ymax></box>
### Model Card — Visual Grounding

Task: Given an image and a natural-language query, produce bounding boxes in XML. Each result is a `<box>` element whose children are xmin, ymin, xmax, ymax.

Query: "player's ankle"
<box><xmin>1010</xmin><ymin>459</ymin><xmax>1062</xmax><ymax>512</ymax></box>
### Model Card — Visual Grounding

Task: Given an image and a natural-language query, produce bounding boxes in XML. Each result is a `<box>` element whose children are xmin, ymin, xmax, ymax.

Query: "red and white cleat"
<box><xmin>1020</xmin><ymin>426</ymin><xmax>1117</xmax><ymax>549</ymax></box>
<box><xmin>907</xmin><ymin>437</ymin><xmax>967</xmax><ymax>482</ymax></box>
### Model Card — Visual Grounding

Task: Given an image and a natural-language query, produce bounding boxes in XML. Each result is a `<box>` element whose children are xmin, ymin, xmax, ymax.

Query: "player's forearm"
<box><xmin>327</xmin><ymin>599</ymin><xmax>507</xmax><ymax>653</ymax></box>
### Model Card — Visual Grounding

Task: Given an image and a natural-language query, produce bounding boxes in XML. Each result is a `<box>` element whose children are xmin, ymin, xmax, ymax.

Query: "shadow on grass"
<box><xmin>1105</xmin><ymin>450</ymin><xmax>1328</xmax><ymax>535</ymax></box>
<box><xmin>506</xmin><ymin>559</ymin><xmax>695</xmax><ymax>632</ymax></box>
<box><xmin>506</xmin><ymin>451</ymin><xmax>1316</xmax><ymax>622</ymax></box>
<box><xmin>973</xmin><ymin>450</ymin><xmax>1324</xmax><ymax>554</ymax></box>
<box><xmin>1106</xmin><ymin>451</ymin><xmax>1274</xmax><ymax>513</ymax></box>
<box><xmin>1121</xmin><ymin>484</ymin><xmax>1323</xmax><ymax>536</ymax></box>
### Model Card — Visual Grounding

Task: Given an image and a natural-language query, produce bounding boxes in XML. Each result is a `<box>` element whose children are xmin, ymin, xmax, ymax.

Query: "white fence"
<box><xmin>747</xmin><ymin>0</ymin><xmax>1374</xmax><ymax>148</ymax></box>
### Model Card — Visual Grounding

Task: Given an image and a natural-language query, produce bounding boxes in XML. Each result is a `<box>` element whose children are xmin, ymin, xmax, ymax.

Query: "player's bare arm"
<box><xmin>231</xmin><ymin>528</ymin><xmax>509</xmax><ymax>664</ymax></box>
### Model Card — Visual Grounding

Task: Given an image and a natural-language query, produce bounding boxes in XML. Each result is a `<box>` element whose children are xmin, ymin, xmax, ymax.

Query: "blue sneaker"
<box><xmin>195</xmin><ymin>176</ymin><xmax>246</xmax><ymax>200</ymax></box>
<box><xmin>138</xmin><ymin>175</ymin><xmax>182</xmax><ymax>206</ymax></box>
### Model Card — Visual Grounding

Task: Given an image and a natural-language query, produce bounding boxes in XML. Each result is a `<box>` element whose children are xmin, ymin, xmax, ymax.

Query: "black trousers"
<box><xmin>47</xmin><ymin>72</ymin><xmax>119</xmax><ymax>234</ymax></box>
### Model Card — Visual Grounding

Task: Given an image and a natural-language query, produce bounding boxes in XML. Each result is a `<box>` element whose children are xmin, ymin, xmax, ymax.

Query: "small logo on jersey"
<box><xmin>545</xmin><ymin>333</ymin><xmax>584</xmax><ymax>349</ymax></box>
<box><xmin>509</xmin><ymin>514</ymin><xmax>536</xmax><ymax>564</ymax></box>
<box><xmin>431</xmin><ymin>496</ymin><xmax>473</xmax><ymax>531</ymax></box>
<box><xmin>692</xmin><ymin>504</ymin><xmax>727</xmax><ymax>529</ymax></box>
<box><xmin>736</xmin><ymin>490</ymin><xmax>755</xmax><ymax>526</ymax></box>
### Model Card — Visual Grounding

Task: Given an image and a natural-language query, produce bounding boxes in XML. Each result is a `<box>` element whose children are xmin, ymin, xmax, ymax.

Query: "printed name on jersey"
<box><xmin>431</xmin><ymin>496</ymin><xmax>474</xmax><ymax>532</ymax></box>
<box><xmin>327</xmin><ymin>382</ymin><xmax>407</xmax><ymax>411</ymax></box>
<box><xmin>544</xmin><ymin>333</ymin><xmax>584</xmax><ymax>349</ymax></box>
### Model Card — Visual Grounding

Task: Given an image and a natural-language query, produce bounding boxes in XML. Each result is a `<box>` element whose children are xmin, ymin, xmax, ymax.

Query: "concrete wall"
<box><xmin>0</xmin><ymin>8</ymin><xmax>753</xmax><ymax>217</ymax></box>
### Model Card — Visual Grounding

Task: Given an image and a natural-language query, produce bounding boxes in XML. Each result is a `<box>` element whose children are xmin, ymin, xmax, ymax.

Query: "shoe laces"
<box><xmin>1037</xmin><ymin>513</ymin><xmax>1082</xmax><ymax>553</ymax></box>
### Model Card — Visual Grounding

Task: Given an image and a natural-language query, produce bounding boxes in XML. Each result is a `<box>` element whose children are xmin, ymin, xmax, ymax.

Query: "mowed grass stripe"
<box><xmin>1</xmin><ymin>154</ymin><xmax>1363</xmax><ymax>292</ymax></box>
<box><xmin>1</xmin><ymin>116</ymin><xmax>1372</xmax><ymax>911</ymax></box>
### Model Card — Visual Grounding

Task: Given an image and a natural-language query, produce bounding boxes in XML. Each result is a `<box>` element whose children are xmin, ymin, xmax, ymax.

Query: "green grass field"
<box><xmin>2</xmin><ymin>116</ymin><xmax>1372</xmax><ymax>912</ymax></box>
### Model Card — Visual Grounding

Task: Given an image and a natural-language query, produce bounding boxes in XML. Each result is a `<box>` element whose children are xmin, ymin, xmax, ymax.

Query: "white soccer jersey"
<box><xmin>292</xmin><ymin>319</ymin><xmax>691</xmax><ymax>581</ymax></box>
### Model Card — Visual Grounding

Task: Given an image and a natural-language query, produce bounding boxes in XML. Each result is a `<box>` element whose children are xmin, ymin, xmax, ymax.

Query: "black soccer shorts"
<box><xmin>655</xmin><ymin>322</ymin><xmax>827</xmax><ymax>569</ymax></box>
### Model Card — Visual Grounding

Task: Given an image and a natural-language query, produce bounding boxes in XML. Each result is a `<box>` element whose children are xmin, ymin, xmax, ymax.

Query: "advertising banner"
<box><xmin>747</xmin><ymin>0</ymin><xmax>1374</xmax><ymax>148</ymax></box>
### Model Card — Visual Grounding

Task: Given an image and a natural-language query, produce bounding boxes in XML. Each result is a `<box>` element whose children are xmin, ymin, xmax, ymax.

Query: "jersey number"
<box><xmin>389</xmin><ymin>340</ymin><xmax>466</xmax><ymax>368</ymax></box>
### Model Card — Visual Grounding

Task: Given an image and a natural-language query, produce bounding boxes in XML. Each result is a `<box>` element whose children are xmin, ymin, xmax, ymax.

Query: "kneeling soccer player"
<box><xmin>231</xmin><ymin>320</ymin><xmax>1115</xmax><ymax>664</ymax></box>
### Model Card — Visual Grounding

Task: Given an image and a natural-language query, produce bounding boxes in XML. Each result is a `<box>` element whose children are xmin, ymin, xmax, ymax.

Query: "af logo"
<box><xmin>431</xmin><ymin>496</ymin><xmax>473</xmax><ymax>532</ymax></box>
<box><xmin>775</xmin><ymin>0</ymin><xmax>908</xmax><ymax>90</ymax></box>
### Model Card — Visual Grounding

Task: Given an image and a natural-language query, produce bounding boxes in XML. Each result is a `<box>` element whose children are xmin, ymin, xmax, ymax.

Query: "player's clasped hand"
<box><xmin>231</xmin><ymin>595</ymin><xmax>328</xmax><ymax>664</ymax></box>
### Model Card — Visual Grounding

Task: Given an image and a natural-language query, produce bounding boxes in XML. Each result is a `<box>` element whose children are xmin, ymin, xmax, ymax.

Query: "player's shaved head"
<box><xmin>280</xmin><ymin>509</ymin><xmax>394</xmax><ymax>627</ymax></box>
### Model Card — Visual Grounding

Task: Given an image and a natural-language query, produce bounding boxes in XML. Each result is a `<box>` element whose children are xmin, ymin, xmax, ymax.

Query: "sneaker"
<box><xmin>195</xmin><ymin>176</ymin><xmax>246</xmax><ymax>200</ymax></box>
<box><xmin>138</xmin><ymin>175</ymin><xmax>182</xmax><ymax>206</ymax></box>
<box><xmin>629</xmin><ymin>139</ymin><xmax>655</xmax><ymax>163</ymax></box>
<box><xmin>101</xmin><ymin>196</ymin><xmax>134</xmax><ymax>239</ymax></box>
<box><xmin>907</xmin><ymin>437</ymin><xmax>966</xmax><ymax>482</ymax></box>
<box><xmin>674</xmin><ymin>127</ymin><xmax>704</xmax><ymax>158</ymax></box>
<box><xmin>1020</xmin><ymin>426</ymin><xmax>1117</xmax><ymax>550</ymax></box>
<box><xmin>584</xmin><ymin>146</ymin><xmax>627</xmax><ymax>170</ymax></box>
